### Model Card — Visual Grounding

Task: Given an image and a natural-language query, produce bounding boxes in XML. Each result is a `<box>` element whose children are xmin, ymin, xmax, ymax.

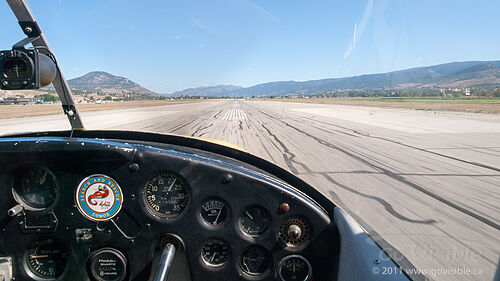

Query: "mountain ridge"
<box><xmin>169</xmin><ymin>85</ymin><xmax>243</xmax><ymax>97</ymax></box>
<box><xmin>67</xmin><ymin>71</ymin><xmax>157</xmax><ymax>96</ymax></box>
<box><xmin>65</xmin><ymin>60</ymin><xmax>500</xmax><ymax>98</ymax></box>
<box><xmin>224</xmin><ymin>60</ymin><xmax>500</xmax><ymax>97</ymax></box>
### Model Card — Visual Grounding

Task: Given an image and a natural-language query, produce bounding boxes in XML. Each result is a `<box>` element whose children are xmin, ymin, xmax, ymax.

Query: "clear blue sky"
<box><xmin>1</xmin><ymin>0</ymin><xmax>499</xmax><ymax>93</ymax></box>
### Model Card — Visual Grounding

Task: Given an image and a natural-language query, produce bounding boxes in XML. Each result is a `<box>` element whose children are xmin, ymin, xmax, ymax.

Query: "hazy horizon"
<box><xmin>1</xmin><ymin>0</ymin><xmax>499</xmax><ymax>93</ymax></box>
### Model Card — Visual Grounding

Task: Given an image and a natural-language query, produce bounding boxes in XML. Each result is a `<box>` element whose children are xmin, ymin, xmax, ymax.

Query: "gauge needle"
<box><xmin>245</xmin><ymin>211</ymin><xmax>254</xmax><ymax>220</ymax></box>
<box><xmin>40</xmin><ymin>171</ymin><xmax>48</xmax><ymax>185</ymax></box>
<box><xmin>210</xmin><ymin>253</ymin><xmax>216</xmax><ymax>263</ymax></box>
<box><xmin>167</xmin><ymin>179</ymin><xmax>176</xmax><ymax>191</ymax></box>
<box><xmin>214</xmin><ymin>209</ymin><xmax>222</xmax><ymax>225</ymax></box>
<box><xmin>30</xmin><ymin>255</ymin><xmax>50</xmax><ymax>258</ymax></box>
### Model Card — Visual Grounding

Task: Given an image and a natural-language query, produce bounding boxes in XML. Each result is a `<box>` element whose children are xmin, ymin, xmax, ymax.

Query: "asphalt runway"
<box><xmin>2</xmin><ymin>100</ymin><xmax>500</xmax><ymax>280</ymax></box>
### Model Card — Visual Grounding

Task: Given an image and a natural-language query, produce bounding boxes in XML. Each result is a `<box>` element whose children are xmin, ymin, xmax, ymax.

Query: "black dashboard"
<box><xmin>0</xmin><ymin>133</ymin><xmax>339</xmax><ymax>281</ymax></box>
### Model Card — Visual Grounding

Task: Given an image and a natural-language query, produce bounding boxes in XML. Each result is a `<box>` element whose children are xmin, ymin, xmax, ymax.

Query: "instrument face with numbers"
<box><xmin>23</xmin><ymin>239</ymin><xmax>67</xmax><ymax>280</ymax></box>
<box><xmin>144</xmin><ymin>172</ymin><xmax>191</xmax><ymax>218</ymax></box>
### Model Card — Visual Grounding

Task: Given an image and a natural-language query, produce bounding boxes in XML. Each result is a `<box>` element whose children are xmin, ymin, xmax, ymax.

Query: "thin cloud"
<box><xmin>191</xmin><ymin>17</ymin><xmax>222</xmax><ymax>38</ymax></box>
<box><xmin>353</xmin><ymin>23</ymin><xmax>358</xmax><ymax>50</ymax></box>
<box><xmin>344</xmin><ymin>0</ymin><xmax>374</xmax><ymax>60</ymax></box>
<box><xmin>244</xmin><ymin>0</ymin><xmax>279</xmax><ymax>22</ymax></box>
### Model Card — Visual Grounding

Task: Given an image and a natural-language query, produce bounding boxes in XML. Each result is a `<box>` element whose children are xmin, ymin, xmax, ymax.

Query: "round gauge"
<box><xmin>277</xmin><ymin>255</ymin><xmax>312</xmax><ymax>281</ymax></box>
<box><xmin>238</xmin><ymin>206</ymin><xmax>270</xmax><ymax>236</ymax></box>
<box><xmin>200</xmin><ymin>198</ymin><xmax>227</xmax><ymax>225</ymax></box>
<box><xmin>240</xmin><ymin>245</ymin><xmax>271</xmax><ymax>275</ymax></box>
<box><xmin>15</xmin><ymin>167</ymin><xmax>58</xmax><ymax>209</ymax></box>
<box><xmin>144</xmin><ymin>172</ymin><xmax>191</xmax><ymax>218</ymax></box>
<box><xmin>201</xmin><ymin>239</ymin><xmax>229</xmax><ymax>266</ymax></box>
<box><xmin>23</xmin><ymin>239</ymin><xmax>67</xmax><ymax>280</ymax></box>
<box><xmin>88</xmin><ymin>248</ymin><xmax>127</xmax><ymax>281</ymax></box>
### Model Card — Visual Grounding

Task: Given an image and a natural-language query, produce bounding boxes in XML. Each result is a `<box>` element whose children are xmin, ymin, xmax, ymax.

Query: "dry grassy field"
<box><xmin>270</xmin><ymin>97</ymin><xmax>500</xmax><ymax>114</ymax></box>
<box><xmin>0</xmin><ymin>100</ymin><xmax>202</xmax><ymax>119</ymax></box>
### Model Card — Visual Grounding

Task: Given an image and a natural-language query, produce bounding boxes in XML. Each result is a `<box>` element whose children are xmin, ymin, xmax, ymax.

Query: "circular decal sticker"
<box><xmin>75</xmin><ymin>174</ymin><xmax>123</xmax><ymax>221</ymax></box>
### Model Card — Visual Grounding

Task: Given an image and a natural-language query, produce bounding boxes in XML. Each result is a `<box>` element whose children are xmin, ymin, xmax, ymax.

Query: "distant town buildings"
<box><xmin>0</xmin><ymin>96</ymin><xmax>34</xmax><ymax>105</ymax></box>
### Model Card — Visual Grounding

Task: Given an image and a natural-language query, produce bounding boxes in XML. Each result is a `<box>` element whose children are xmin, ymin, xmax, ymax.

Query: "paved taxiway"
<box><xmin>1</xmin><ymin>100</ymin><xmax>500</xmax><ymax>281</ymax></box>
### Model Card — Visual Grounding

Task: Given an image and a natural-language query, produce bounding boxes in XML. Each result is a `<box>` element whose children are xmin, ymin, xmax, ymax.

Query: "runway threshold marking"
<box><xmin>221</xmin><ymin>108</ymin><xmax>248</xmax><ymax>121</ymax></box>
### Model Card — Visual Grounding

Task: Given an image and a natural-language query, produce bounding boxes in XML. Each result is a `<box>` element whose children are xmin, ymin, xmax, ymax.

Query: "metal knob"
<box><xmin>287</xmin><ymin>224</ymin><xmax>302</xmax><ymax>239</ymax></box>
<box><xmin>8</xmin><ymin>204</ymin><xmax>23</xmax><ymax>217</ymax></box>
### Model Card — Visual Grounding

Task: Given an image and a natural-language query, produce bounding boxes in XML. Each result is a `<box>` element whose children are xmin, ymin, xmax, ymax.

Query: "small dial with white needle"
<box><xmin>201</xmin><ymin>239</ymin><xmax>229</xmax><ymax>266</ymax></box>
<box><xmin>238</xmin><ymin>206</ymin><xmax>270</xmax><ymax>236</ymax></box>
<box><xmin>200</xmin><ymin>198</ymin><xmax>228</xmax><ymax>226</ymax></box>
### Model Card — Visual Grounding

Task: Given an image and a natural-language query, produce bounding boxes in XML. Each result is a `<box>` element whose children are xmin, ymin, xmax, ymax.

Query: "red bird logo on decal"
<box><xmin>87</xmin><ymin>186</ymin><xmax>110</xmax><ymax>205</ymax></box>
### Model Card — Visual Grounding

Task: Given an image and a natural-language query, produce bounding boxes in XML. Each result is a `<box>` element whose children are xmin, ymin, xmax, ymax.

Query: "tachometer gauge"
<box><xmin>144</xmin><ymin>172</ymin><xmax>191</xmax><ymax>218</ymax></box>
<box><xmin>238</xmin><ymin>206</ymin><xmax>270</xmax><ymax>236</ymax></box>
<box><xmin>200</xmin><ymin>198</ymin><xmax>227</xmax><ymax>225</ymax></box>
<box><xmin>241</xmin><ymin>245</ymin><xmax>271</xmax><ymax>275</ymax></box>
<box><xmin>201</xmin><ymin>239</ymin><xmax>229</xmax><ymax>266</ymax></box>
<box><xmin>15</xmin><ymin>167</ymin><xmax>58</xmax><ymax>209</ymax></box>
<box><xmin>23</xmin><ymin>239</ymin><xmax>67</xmax><ymax>280</ymax></box>
<box><xmin>277</xmin><ymin>255</ymin><xmax>312</xmax><ymax>281</ymax></box>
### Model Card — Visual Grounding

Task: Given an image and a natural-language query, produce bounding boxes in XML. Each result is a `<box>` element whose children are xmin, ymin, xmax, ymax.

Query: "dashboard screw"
<box><xmin>145</xmin><ymin>223</ymin><xmax>151</xmax><ymax>230</ymax></box>
<box><xmin>130</xmin><ymin>194</ymin><xmax>136</xmax><ymax>200</ymax></box>
<box><xmin>374</xmin><ymin>259</ymin><xmax>381</xmax><ymax>265</ymax></box>
<box><xmin>24</xmin><ymin>26</ymin><xmax>32</xmax><ymax>34</ymax></box>
<box><xmin>221</xmin><ymin>174</ymin><xmax>233</xmax><ymax>184</ymax></box>
<box><xmin>2</xmin><ymin>81</ymin><xmax>8</xmax><ymax>86</ymax></box>
<box><xmin>129</xmin><ymin>163</ymin><xmax>139</xmax><ymax>172</ymax></box>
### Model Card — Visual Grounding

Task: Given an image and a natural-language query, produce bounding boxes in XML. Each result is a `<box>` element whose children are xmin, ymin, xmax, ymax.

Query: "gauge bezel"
<box><xmin>277</xmin><ymin>255</ymin><xmax>312</xmax><ymax>281</ymax></box>
<box><xmin>239</xmin><ymin>245</ymin><xmax>272</xmax><ymax>277</ymax></box>
<box><xmin>87</xmin><ymin>247</ymin><xmax>127</xmax><ymax>281</ymax></box>
<box><xmin>238</xmin><ymin>205</ymin><xmax>271</xmax><ymax>237</ymax></box>
<box><xmin>12</xmin><ymin>166</ymin><xmax>60</xmax><ymax>212</ymax></box>
<box><xmin>142</xmin><ymin>171</ymin><xmax>192</xmax><ymax>220</ymax></box>
<box><xmin>200</xmin><ymin>238</ymin><xmax>230</xmax><ymax>267</ymax></box>
<box><xmin>22</xmin><ymin>239</ymin><xmax>67</xmax><ymax>281</ymax></box>
<box><xmin>199</xmin><ymin>197</ymin><xmax>230</xmax><ymax>227</ymax></box>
